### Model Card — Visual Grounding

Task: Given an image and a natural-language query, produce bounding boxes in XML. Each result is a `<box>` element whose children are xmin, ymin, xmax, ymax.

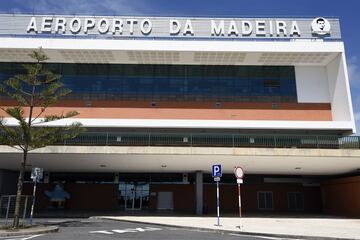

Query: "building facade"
<box><xmin>0</xmin><ymin>14</ymin><xmax>359</xmax><ymax>216</ymax></box>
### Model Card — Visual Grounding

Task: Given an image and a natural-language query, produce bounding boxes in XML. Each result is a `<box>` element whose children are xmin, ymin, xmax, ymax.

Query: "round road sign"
<box><xmin>234</xmin><ymin>167</ymin><xmax>244</xmax><ymax>179</ymax></box>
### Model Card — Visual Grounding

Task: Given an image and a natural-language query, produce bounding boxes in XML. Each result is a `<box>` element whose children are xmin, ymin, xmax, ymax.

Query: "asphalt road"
<box><xmin>0</xmin><ymin>218</ymin><xmax>291</xmax><ymax>240</ymax></box>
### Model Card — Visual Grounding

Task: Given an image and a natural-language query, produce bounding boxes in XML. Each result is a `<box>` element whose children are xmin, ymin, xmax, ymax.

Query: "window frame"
<box><xmin>287</xmin><ymin>191</ymin><xmax>304</xmax><ymax>211</ymax></box>
<box><xmin>257</xmin><ymin>191</ymin><xmax>274</xmax><ymax>210</ymax></box>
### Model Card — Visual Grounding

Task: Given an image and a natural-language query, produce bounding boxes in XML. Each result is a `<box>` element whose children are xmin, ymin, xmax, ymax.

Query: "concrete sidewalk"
<box><xmin>98</xmin><ymin>215</ymin><xmax>360</xmax><ymax>239</ymax></box>
<box><xmin>0</xmin><ymin>225</ymin><xmax>59</xmax><ymax>237</ymax></box>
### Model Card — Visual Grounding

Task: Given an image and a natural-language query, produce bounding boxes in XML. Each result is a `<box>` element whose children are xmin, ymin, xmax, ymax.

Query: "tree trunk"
<box><xmin>13</xmin><ymin>80</ymin><xmax>35</xmax><ymax>228</ymax></box>
<box><xmin>13</xmin><ymin>78</ymin><xmax>35</xmax><ymax>228</ymax></box>
<box><xmin>12</xmin><ymin>149</ymin><xmax>27</xmax><ymax>229</ymax></box>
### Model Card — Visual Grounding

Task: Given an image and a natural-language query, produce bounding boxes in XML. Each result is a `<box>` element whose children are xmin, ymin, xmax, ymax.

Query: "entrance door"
<box><xmin>119</xmin><ymin>182</ymin><xmax>149</xmax><ymax>210</ymax></box>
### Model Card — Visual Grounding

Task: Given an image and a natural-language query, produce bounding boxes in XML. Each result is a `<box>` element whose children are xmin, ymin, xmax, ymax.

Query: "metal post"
<box><xmin>22</xmin><ymin>196</ymin><xmax>28</xmax><ymax>224</ymax></box>
<box><xmin>316</xmin><ymin>136</ymin><xmax>319</xmax><ymax>148</ymax></box>
<box><xmin>140</xmin><ymin>187</ymin><xmax>143</xmax><ymax>210</ymax></box>
<box><xmin>237</xmin><ymin>183</ymin><xmax>242</xmax><ymax>229</ymax></box>
<box><xmin>132</xmin><ymin>189</ymin><xmax>135</xmax><ymax>209</ymax></box>
<box><xmin>274</xmin><ymin>136</ymin><xmax>277</xmax><ymax>148</ymax></box>
<box><xmin>29</xmin><ymin>181</ymin><xmax>37</xmax><ymax>225</ymax></box>
<box><xmin>5</xmin><ymin>196</ymin><xmax>11</xmax><ymax>225</ymax></box>
<box><xmin>125</xmin><ymin>194</ymin><xmax>128</xmax><ymax>209</ymax></box>
<box><xmin>216</xmin><ymin>181</ymin><xmax>220</xmax><ymax>226</ymax></box>
<box><xmin>234</xmin><ymin>167</ymin><xmax>244</xmax><ymax>229</ymax></box>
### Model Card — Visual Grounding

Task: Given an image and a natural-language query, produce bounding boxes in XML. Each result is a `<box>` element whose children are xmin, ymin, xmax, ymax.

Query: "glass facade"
<box><xmin>118</xmin><ymin>182</ymin><xmax>150</xmax><ymax>210</ymax></box>
<box><xmin>0</xmin><ymin>63</ymin><xmax>297</xmax><ymax>102</ymax></box>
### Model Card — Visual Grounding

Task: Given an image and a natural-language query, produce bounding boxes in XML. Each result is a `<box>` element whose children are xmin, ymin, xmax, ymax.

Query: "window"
<box><xmin>257</xmin><ymin>191</ymin><xmax>273</xmax><ymax>210</ymax></box>
<box><xmin>0</xmin><ymin>63</ymin><xmax>297</xmax><ymax>103</ymax></box>
<box><xmin>264</xmin><ymin>79</ymin><xmax>280</xmax><ymax>94</ymax></box>
<box><xmin>287</xmin><ymin>192</ymin><xmax>304</xmax><ymax>211</ymax></box>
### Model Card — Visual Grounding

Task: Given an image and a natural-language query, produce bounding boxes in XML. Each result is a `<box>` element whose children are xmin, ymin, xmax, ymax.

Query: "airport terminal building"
<box><xmin>0</xmin><ymin>14</ymin><xmax>359</xmax><ymax>216</ymax></box>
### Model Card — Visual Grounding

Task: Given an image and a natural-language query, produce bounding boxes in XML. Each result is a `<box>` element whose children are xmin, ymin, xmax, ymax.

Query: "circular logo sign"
<box><xmin>311</xmin><ymin>17</ymin><xmax>331</xmax><ymax>35</ymax></box>
<box><xmin>234</xmin><ymin>167</ymin><xmax>244</xmax><ymax>179</ymax></box>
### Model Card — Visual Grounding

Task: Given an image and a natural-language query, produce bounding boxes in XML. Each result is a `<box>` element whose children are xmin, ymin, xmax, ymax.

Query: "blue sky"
<box><xmin>1</xmin><ymin>0</ymin><xmax>360</xmax><ymax>134</ymax></box>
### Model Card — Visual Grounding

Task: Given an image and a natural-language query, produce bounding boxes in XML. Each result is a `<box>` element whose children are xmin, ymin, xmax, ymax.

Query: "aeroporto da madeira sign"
<box><xmin>0</xmin><ymin>14</ymin><xmax>340</xmax><ymax>39</ymax></box>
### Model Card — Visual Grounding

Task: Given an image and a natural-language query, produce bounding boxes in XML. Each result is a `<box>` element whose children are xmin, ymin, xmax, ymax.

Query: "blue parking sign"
<box><xmin>212</xmin><ymin>164</ymin><xmax>222</xmax><ymax>177</ymax></box>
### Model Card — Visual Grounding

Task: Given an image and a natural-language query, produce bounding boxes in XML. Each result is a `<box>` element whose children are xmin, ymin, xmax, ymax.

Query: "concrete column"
<box><xmin>195</xmin><ymin>171</ymin><xmax>203</xmax><ymax>215</ymax></box>
<box><xmin>114</xmin><ymin>173</ymin><xmax>120</xmax><ymax>184</ymax></box>
<box><xmin>43</xmin><ymin>172</ymin><xmax>50</xmax><ymax>183</ymax></box>
<box><xmin>182</xmin><ymin>173</ymin><xmax>189</xmax><ymax>183</ymax></box>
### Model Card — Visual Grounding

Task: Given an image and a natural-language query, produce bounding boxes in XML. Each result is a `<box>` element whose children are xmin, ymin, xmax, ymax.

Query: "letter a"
<box><xmin>27</xmin><ymin>17</ymin><xmax>38</xmax><ymax>33</ymax></box>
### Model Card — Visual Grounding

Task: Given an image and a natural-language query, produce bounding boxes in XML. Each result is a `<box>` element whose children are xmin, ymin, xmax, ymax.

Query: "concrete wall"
<box><xmin>295</xmin><ymin>66</ymin><xmax>330</xmax><ymax>103</ymax></box>
<box><xmin>321</xmin><ymin>176</ymin><xmax>360</xmax><ymax>217</ymax></box>
<box><xmin>326</xmin><ymin>54</ymin><xmax>354</xmax><ymax>123</ymax></box>
<box><xmin>294</xmin><ymin>55</ymin><xmax>355</xmax><ymax>133</ymax></box>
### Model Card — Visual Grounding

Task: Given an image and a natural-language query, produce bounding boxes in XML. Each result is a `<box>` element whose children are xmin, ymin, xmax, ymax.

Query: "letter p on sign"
<box><xmin>212</xmin><ymin>164</ymin><xmax>222</xmax><ymax>177</ymax></box>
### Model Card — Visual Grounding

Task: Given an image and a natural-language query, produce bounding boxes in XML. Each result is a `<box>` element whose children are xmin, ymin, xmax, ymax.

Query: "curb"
<box><xmin>95</xmin><ymin>217</ymin><xmax>356</xmax><ymax>240</ymax></box>
<box><xmin>0</xmin><ymin>225</ymin><xmax>59</xmax><ymax>237</ymax></box>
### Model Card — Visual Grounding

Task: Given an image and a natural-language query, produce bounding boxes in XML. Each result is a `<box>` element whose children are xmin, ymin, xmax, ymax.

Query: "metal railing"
<box><xmin>52</xmin><ymin>132</ymin><xmax>360</xmax><ymax>149</ymax></box>
<box><xmin>1</xmin><ymin>131</ymin><xmax>359</xmax><ymax>149</ymax></box>
<box><xmin>0</xmin><ymin>195</ymin><xmax>32</xmax><ymax>226</ymax></box>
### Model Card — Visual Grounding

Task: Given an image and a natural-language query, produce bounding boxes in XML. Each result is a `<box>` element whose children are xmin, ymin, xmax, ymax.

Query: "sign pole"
<box><xmin>234</xmin><ymin>166</ymin><xmax>244</xmax><ymax>229</ymax></box>
<box><xmin>237</xmin><ymin>181</ymin><xmax>242</xmax><ymax>228</ymax></box>
<box><xmin>29</xmin><ymin>180</ymin><xmax>37</xmax><ymax>225</ymax></box>
<box><xmin>216</xmin><ymin>180</ymin><xmax>220</xmax><ymax>226</ymax></box>
<box><xmin>212</xmin><ymin>164</ymin><xmax>222</xmax><ymax>227</ymax></box>
<box><xmin>29</xmin><ymin>167</ymin><xmax>43</xmax><ymax>225</ymax></box>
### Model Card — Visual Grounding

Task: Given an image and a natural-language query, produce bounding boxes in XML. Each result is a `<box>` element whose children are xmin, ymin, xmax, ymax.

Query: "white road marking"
<box><xmin>138</xmin><ymin>227</ymin><xmax>162</xmax><ymax>232</ymax></box>
<box><xmin>228</xmin><ymin>233</ymin><xmax>301</xmax><ymax>240</ymax></box>
<box><xmin>2</xmin><ymin>235</ymin><xmax>44</xmax><ymax>240</ymax></box>
<box><xmin>89</xmin><ymin>230</ymin><xmax>114</xmax><ymax>235</ymax></box>
<box><xmin>90</xmin><ymin>227</ymin><xmax>162</xmax><ymax>235</ymax></box>
<box><xmin>112</xmin><ymin>229</ymin><xmax>138</xmax><ymax>234</ymax></box>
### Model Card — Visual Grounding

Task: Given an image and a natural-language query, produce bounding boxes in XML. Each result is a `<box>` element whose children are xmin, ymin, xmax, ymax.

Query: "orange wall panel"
<box><xmin>23</xmin><ymin>183</ymin><xmax>118</xmax><ymax>211</ymax></box>
<box><xmin>204</xmin><ymin>184</ymin><xmax>321</xmax><ymax>214</ymax></box>
<box><xmin>321</xmin><ymin>176</ymin><xmax>360</xmax><ymax>217</ymax></box>
<box><xmin>149</xmin><ymin>183</ymin><xmax>321</xmax><ymax>214</ymax></box>
<box><xmin>149</xmin><ymin>184</ymin><xmax>195</xmax><ymax>213</ymax></box>
<box><xmin>0</xmin><ymin>104</ymin><xmax>332</xmax><ymax>121</ymax></box>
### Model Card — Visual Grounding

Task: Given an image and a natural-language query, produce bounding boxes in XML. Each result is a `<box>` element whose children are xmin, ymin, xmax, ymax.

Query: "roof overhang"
<box><xmin>0</xmin><ymin>38</ymin><xmax>343</xmax><ymax>66</ymax></box>
<box><xmin>0</xmin><ymin>146</ymin><xmax>359</xmax><ymax>175</ymax></box>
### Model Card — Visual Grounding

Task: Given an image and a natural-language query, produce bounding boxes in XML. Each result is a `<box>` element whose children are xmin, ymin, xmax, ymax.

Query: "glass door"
<box><xmin>119</xmin><ymin>182</ymin><xmax>149</xmax><ymax>210</ymax></box>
